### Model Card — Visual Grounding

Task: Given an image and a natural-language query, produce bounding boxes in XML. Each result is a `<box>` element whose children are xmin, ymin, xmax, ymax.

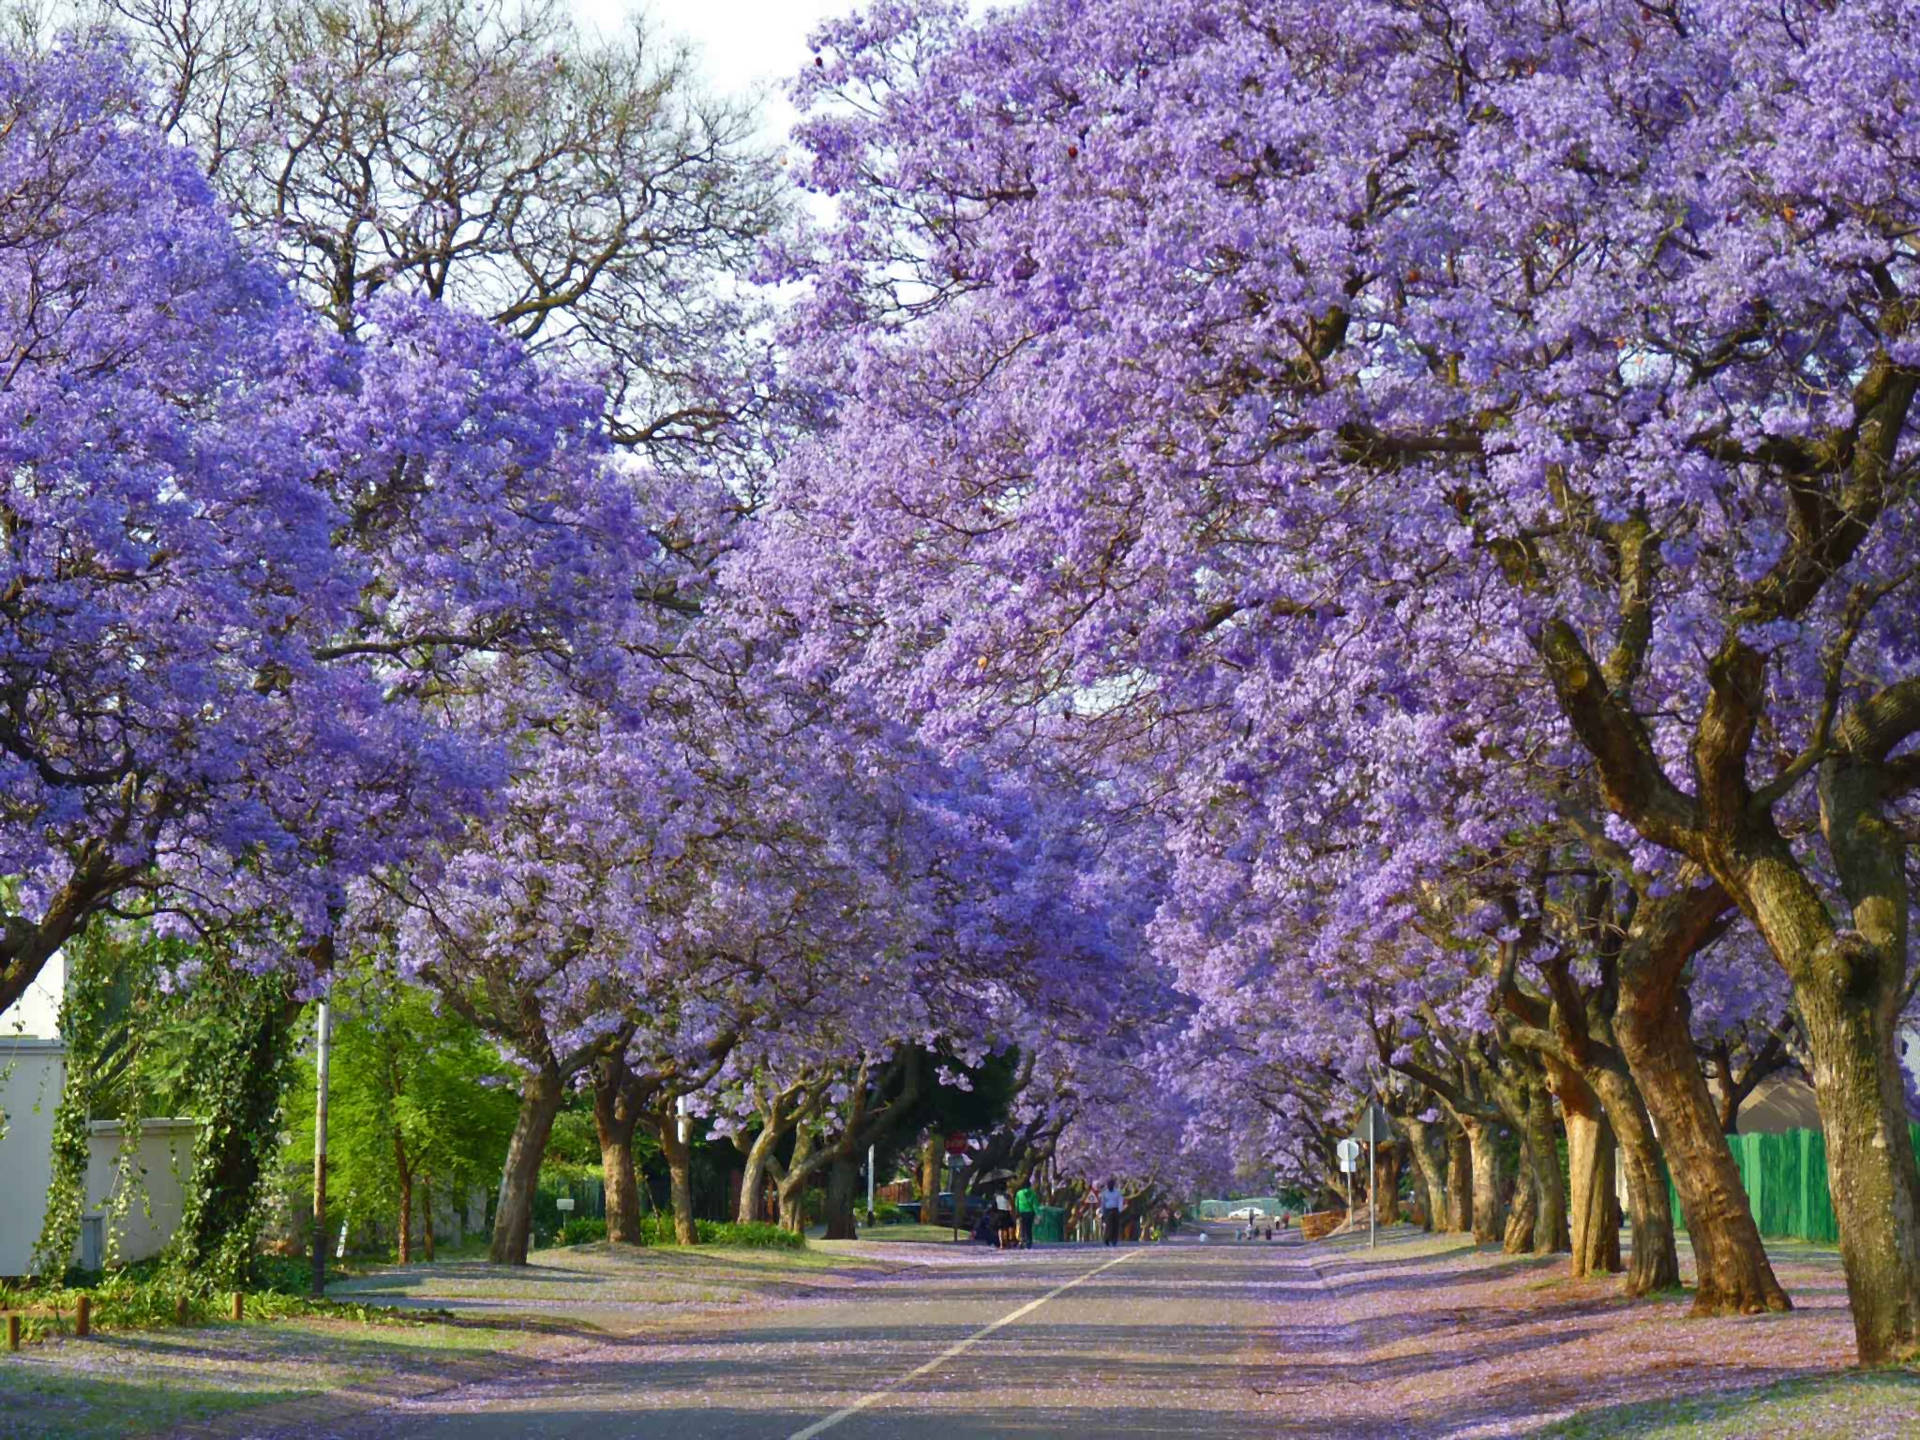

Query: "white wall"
<box><xmin>0</xmin><ymin>1032</ymin><xmax>198</xmax><ymax>1275</ymax></box>
<box><xmin>0</xmin><ymin>951</ymin><xmax>65</xmax><ymax>1040</ymax></box>
<box><xmin>84</xmin><ymin>1119</ymin><xmax>196</xmax><ymax>1266</ymax></box>
<box><xmin>0</xmin><ymin>1039</ymin><xmax>65</xmax><ymax>1277</ymax></box>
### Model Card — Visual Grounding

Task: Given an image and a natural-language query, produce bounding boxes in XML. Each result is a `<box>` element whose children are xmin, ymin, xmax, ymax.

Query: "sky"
<box><xmin>570</xmin><ymin>0</ymin><xmax>862</xmax><ymax>146</ymax></box>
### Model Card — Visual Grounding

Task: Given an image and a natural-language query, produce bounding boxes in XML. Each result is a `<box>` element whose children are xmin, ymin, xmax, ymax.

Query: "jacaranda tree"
<box><xmin>766</xmin><ymin>0</ymin><xmax>1920</xmax><ymax>1362</ymax></box>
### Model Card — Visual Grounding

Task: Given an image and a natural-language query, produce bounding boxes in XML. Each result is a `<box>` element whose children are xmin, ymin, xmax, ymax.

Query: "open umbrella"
<box><xmin>975</xmin><ymin>1168</ymin><xmax>1017</xmax><ymax>1184</ymax></box>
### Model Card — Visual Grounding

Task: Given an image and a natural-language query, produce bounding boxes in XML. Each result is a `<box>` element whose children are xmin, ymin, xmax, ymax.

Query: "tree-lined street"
<box><xmin>104</xmin><ymin>1228</ymin><xmax>1902</xmax><ymax>1440</ymax></box>
<box><xmin>4</xmin><ymin>0</ymin><xmax>1920</xmax><ymax>1432</ymax></box>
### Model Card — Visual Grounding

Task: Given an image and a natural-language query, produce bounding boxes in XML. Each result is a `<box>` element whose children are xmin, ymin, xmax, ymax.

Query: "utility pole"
<box><xmin>866</xmin><ymin>1143</ymin><xmax>876</xmax><ymax>1226</ymax></box>
<box><xmin>310</xmin><ymin>997</ymin><xmax>332</xmax><ymax>1298</ymax></box>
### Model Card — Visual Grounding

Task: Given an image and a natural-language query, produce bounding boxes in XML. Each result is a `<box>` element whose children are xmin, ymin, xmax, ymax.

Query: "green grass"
<box><xmin>826</xmin><ymin>1222</ymin><xmax>971</xmax><ymax>1245</ymax></box>
<box><xmin>323</xmin><ymin>1237</ymin><xmax>896</xmax><ymax>1311</ymax></box>
<box><xmin>0</xmin><ymin>1367</ymin><xmax>308</xmax><ymax>1440</ymax></box>
<box><xmin>0</xmin><ymin>1312</ymin><xmax>544</xmax><ymax>1440</ymax></box>
<box><xmin>1543</xmin><ymin>1368</ymin><xmax>1920</xmax><ymax>1438</ymax></box>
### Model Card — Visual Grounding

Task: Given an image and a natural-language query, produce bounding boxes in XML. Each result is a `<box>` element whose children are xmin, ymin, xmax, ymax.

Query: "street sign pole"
<box><xmin>1368</xmin><ymin>1132</ymin><xmax>1376</xmax><ymax>1250</ymax></box>
<box><xmin>310</xmin><ymin>997</ymin><xmax>331</xmax><ymax>1299</ymax></box>
<box><xmin>1335</xmin><ymin>1136</ymin><xmax>1361</xmax><ymax>1234</ymax></box>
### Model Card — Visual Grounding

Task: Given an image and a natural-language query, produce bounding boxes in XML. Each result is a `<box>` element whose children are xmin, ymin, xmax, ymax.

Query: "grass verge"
<box><xmin>1541</xmin><ymin>1367</ymin><xmax>1920</xmax><ymax>1439</ymax></box>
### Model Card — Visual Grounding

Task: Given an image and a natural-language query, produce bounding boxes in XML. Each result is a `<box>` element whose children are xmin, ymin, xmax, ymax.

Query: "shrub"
<box><xmin>632</xmin><ymin>1214</ymin><xmax>804</xmax><ymax>1249</ymax></box>
<box><xmin>558</xmin><ymin>1216</ymin><xmax>608</xmax><ymax>1247</ymax></box>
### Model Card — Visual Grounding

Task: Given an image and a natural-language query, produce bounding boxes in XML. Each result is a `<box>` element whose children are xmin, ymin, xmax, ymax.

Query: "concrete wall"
<box><xmin>0</xmin><ymin>1039</ymin><xmax>66</xmax><ymax>1277</ymax></box>
<box><xmin>84</xmin><ymin>1119</ymin><xmax>196</xmax><ymax>1266</ymax></box>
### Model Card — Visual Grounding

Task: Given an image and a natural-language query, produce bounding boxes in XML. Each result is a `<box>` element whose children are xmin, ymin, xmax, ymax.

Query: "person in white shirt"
<box><xmin>1100</xmin><ymin>1177</ymin><xmax>1124</xmax><ymax>1247</ymax></box>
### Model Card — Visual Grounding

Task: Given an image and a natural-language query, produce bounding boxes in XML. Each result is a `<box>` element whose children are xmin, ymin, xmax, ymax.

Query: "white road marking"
<box><xmin>785</xmin><ymin>1248</ymin><xmax>1146</xmax><ymax>1439</ymax></box>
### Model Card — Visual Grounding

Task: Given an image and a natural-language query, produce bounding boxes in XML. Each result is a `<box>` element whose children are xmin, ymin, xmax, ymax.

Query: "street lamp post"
<box><xmin>310</xmin><ymin>997</ymin><xmax>332</xmax><ymax>1298</ymax></box>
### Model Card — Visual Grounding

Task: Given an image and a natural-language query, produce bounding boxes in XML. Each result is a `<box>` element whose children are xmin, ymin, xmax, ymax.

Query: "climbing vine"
<box><xmin>31</xmin><ymin>920</ymin><xmax>165</xmax><ymax>1279</ymax></box>
<box><xmin>31</xmin><ymin>926</ymin><xmax>112</xmax><ymax>1278</ymax></box>
<box><xmin>163</xmin><ymin>964</ymin><xmax>299</xmax><ymax>1292</ymax></box>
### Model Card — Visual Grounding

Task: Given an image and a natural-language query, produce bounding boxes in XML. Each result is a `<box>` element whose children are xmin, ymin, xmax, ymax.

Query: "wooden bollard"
<box><xmin>6</xmin><ymin>1313</ymin><xmax>19</xmax><ymax>1351</ymax></box>
<box><xmin>230</xmin><ymin>1292</ymin><xmax>244</xmax><ymax>1322</ymax></box>
<box><xmin>74</xmin><ymin>1296</ymin><xmax>90</xmax><ymax>1338</ymax></box>
<box><xmin>174</xmin><ymin>1295</ymin><xmax>189</xmax><ymax>1325</ymax></box>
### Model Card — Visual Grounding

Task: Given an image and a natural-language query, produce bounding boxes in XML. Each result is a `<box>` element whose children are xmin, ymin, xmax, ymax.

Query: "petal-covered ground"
<box><xmin>1</xmin><ymin>1228</ymin><xmax>1916</xmax><ymax>1439</ymax></box>
<box><xmin>1257</xmin><ymin>1227</ymin><xmax>1918</xmax><ymax>1437</ymax></box>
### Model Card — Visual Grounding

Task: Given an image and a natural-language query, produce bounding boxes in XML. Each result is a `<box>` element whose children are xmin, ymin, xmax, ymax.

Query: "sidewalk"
<box><xmin>1254</xmin><ymin>1226</ymin><xmax>1918</xmax><ymax>1438</ymax></box>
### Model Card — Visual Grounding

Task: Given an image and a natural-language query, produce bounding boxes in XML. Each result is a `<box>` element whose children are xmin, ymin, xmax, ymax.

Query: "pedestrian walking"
<box><xmin>1015</xmin><ymin>1177</ymin><xmax>1038</xmax><ymax>1249</ymax></box>
<box><xmin>1100</xmin><ymin>1176</ymin><xmax>1124</xmax><ymax>1247</ymax></box>
<box><xmin>993</xmin><ymin>1185</ymin><xmax>1015</xmax><ymax>1249</ymax></box>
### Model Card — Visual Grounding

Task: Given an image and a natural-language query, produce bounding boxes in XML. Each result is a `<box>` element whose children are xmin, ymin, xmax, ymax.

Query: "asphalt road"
<box><xmin>308</xmin><ymin>1229</ymin><xmax>1289</xmax><ymax>1439</ymax></box>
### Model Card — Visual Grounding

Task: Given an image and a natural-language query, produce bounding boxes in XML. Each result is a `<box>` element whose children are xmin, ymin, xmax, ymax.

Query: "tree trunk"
<box><xmin>1524</xmin><ymin>1078</ymin><xmax>1571</xmax><ymax>1257</ymax></box>
<box><xmin>920</xmin><ymin>1133</ymin><xmax>941</xmax><ymax>1216</ymax></box>
<box><xmin>774</xmin><ymin>1123</ymin><xmax>819</xmax><ymax>1234</ymax></box>
<box><xmin>395</xmin><ymin>1146</ymin><xmax>413</xmax><ymax>1265</ymax></box>
<box><xmin>824</xmin><ymin>1152</ymin><xmax>860</xmax><ymax>1240</ymax></box>
<box><xmin>737</xmin><ymin>1117</ymin><xmax>787</xmax><ymax>1225</ymax></box>
<box><xmin>1503</xmin><ymin>1135</ymin><xmax>1537</xmax><ymax>1254</ymax></box>
<box><xmin>489</xmin><ymin>1062</ymin><xmax>564</xmax><ymax>1265</ymax></box>
<box><xmin>1368</xmin><ymin>1143</ymin><xmax>1402</xmax><ymax>1226</ymax></box>
<box><xmin>1563</xmin><ymin>1091</ymin><xmax>1621</xmax><ymax>1278</ymax></box>
<box><xmin>1795</xmin><ymin>962</ymin><xmax>1920</xmax><ymax>1364</ymax></box>
<box><xmin>1464</xmin><ymin>1118</ymin><xmax>1504</xmax><ymax>1243</ymax></box>
<box><xmin>1616</xmin><ymin>983</ymin><xmax>1790</xmax><ymax>1315</ymax></box>
<box><xmin>1446</xmin><ymin>1123</ymin><xmax>1473</xmax><ymax>1234</ymax></box>
<box><xmin>1588</xmin><ymin>1062</ymin><xmax>1680</xmax><ymax>1295</ymax></box>
<box><xmin>600</xmin><ymin>1124</ymin><xmax>644</xmax><ymax>1244</ymax></box>
<box><xmin>776</xmin><ymin>1172</ymin><xmax>806</xmax><ymax>1233</ymax></box>
<box><xmin>655</xmin><ymin>1111</ymin><xmax>697</xmax><ymax>1245</ymax></box>
<box><xmin>1403</xmin><ymin>1118</ymin><xmax>1448</xmax><ymax>1232</ymax></box>
<box><xmin>589</xmin><ymin>1047</ymin><xmax>658</xmax><ymax>1245</ymax></box>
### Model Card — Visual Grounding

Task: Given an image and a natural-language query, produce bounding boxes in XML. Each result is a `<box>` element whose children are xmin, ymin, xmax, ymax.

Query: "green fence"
<box><xmin>1667</xmin><ymin>1123</ymin><xmax>1920</xmax><ymax>1244</ymax></box>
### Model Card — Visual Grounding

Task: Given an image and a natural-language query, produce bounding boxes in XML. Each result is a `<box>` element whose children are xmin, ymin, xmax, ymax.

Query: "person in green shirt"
<box><xmin>1014</xmin><ymin>1180</ymin><xmax>1038</xmax><ymax>1249</ymax></box>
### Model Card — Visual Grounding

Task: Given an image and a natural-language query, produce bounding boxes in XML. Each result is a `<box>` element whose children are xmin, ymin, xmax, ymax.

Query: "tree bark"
<box><xmin>1463</xmin><ymin>1117</ymin><xmax>1505</xmax><ymax>1243</ymax></box>
<box><xmin>1402</xmin><ymin>1117</ymin><xmax>1448</xmax><ymax>1232</ymax></box>
<box><xmin>1524</xmin><ymin>1076</ymin><xmax>1571</xmax><ymax>1257</ymax></box>
<box><xmin>920</xmin><ymin>1132</ymin><xmax>941</xmax><ymax>1216</ymax></box>
<box><xmin>1733</xmin><ymin>757</ymin><xmax>1920</xmax><ymax>1363</ymax></box>
<box><xmin>737</xmin><ymin>1119</ymin><xmax>783</xmax><ymax>1225</ymax></box>
<box><xmin>395</xmin><ymin>1137</ymin><xmax>414</xmax><ymax>1264</ymax></box>
<box><xmin>1617</xmin><ymin>974</ymin><xmax>1790</xmax><ymax>1315</ymax></box>
<box><xmin>1503</xmin><ymin>1161</ymin><xmax>1536</xmax><ymax>1253</ymax></box>
<box><xmin>1368</xmin><ymin>1142</ymin><xmax>1402</xmax><ymax>1226</ymax></box>
<box><xmin>824</xmin><ymin>1153</ymin><xmax>861</xmax><ymax>1240</ymax></box>
<box><xmin>600</xmin><ymin>1125</ymin><xmax>644</xmax><ymax>1243</ymax></box>
<box><xmin>490</xmin><ymin>1061</ymin><xmax>564</xmax><ymax>1265</ymax></box>
<box><xmin>655</xmin><ymin>1109</ymin><xmax>697</xmax><ymax>1245</ymax></box>
<box><xmin>776</xmin><ymin>1127</ymin><xmax>815</xmax><ymax>1233</ymax></box>
<box><xmin>1588</xmin><ymin>1061</ymin><xmax>1681</xmax><ymax>1294</ymax></box>
<box><xmin>1792</xmin><ymin>930</ymin><xmax>1920</xmax><ymax>1362</ymax></box>
<box><xmin>1562</xmin><ymin>1084</ymin><xmax>1621</xmax><ymax>1278</ymax></box>
<box><xmin>1503</xmin><ymin>1128</ymin><xmax>1538</xmax><ymax>1255</ymax></box>
<box><xmin>1446</xmin><ymin>1123</ymin><xmax>1473</xmax><ymax>1234</ymax></box>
